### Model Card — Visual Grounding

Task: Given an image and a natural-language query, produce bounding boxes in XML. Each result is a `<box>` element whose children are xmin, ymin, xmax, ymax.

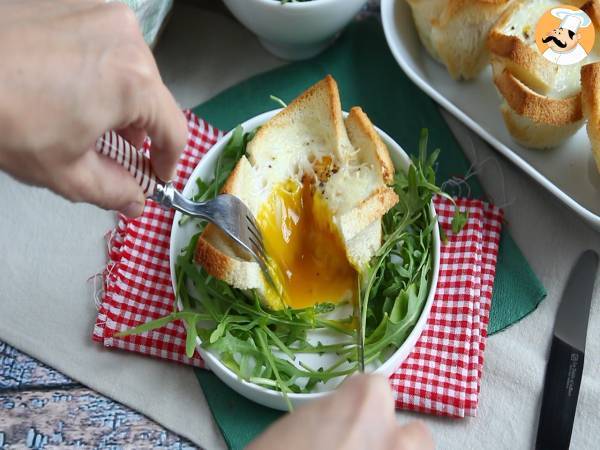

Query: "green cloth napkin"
<box><xmin>192</xmin><ymin>17</ymin><xmax>546</xmax><ymax>450</ymax></box>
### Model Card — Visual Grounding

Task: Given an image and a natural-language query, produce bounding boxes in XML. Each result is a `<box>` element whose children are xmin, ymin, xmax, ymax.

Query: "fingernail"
<box><xmin>121</xmin><ymin>201</ymin><xmax>145</xmax><ymax>218</ymax></box>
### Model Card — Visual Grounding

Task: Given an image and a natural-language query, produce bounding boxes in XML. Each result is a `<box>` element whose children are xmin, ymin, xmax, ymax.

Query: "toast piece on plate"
<box><xmin>407</xmin><ymin>0</ymin><xmax>514</xmax><ymax>80</ymax></box>
<box><xmin>581</xmin><ymin>62</ymin><xmax>600</xmax><ymax>172</ymax></box>
<box><xmin>499</xmin><ymin>100</ymin><xmax>584</xmax><ymax>148</ymax></box>
<box><xmin>194</xmin><ymin>76</ymin><xmax>398</xmax><ymax>309</ymax></box>
<box><xmin>494</xmin><ymin>66</ymin><xmax>583</xmax><ymax>123</ymax></box>
<box><xmin>487</xmin><ymin>0</ymin><xmax>587</xmax><ymax>93</ymax></box>
<box><xmin>488</xmin><ymin>0</ymin><xmax>594</xmax><ymax>148</ymax></box>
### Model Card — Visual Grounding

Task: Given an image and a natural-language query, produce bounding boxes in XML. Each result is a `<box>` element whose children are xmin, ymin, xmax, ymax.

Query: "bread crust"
<box><xmin>249</xmin><ymin>75</ymin><xmax>351</xmax><ymax>162</ymax></box>
<box><xmin>407</xmin><ymin>0</ymin><xmax>514</xmax><ymax>79</ymax></box>
<box><xmin>441</xmin><ymin>0</ymin><xmax>513</xmax><ymax>21</ymax></box>
<box><xmin>408</xmin><ymin>0</ymin><xmax>512</xmax><ymax>26</ymax></box>
<box><xmin>220</xmin><ymin>157</ymin><xmax>245</xmax><ymax>196</ymax></box>
<box><xmin>494</xmin><ymin>68</ymin><xmax>582</xmax><ymax>125</ymax></box>
<box><xmin>582</xmin><ymin>0</ymin><xmax>600</xmax><ymax>27</ymax></box>
<box><xmin>195</xmin><ymin>225</ymin><xmax>233</xmax><ymax>282</ymax></box>
<box><xmin>581</xmin><ymin>63</ymin><xmax>600</xmax><ymax>114</ymax></box>
<box><xmin>582</xmin><ymin>62</ymin><xmax>600</xmax><ymax>118</ymax></box>
<box><xmin>345</xmin><ymin>107</ymin><xmax>395</xmax><ymax>184</ymax></box>
<box><xmin>488</xmin><ymin>34</ymin><xmax>557</xmax><ymax>93</ymax></box>
<box><xmin>338</xmin><ymin>186</ymin><xmax>398</xmax><ymax>242</ymax></box>
<box><xmin>580</xmin><ymin>62</ymin><xmax>600</xmax><ymax>172</ymax></box>
<box><xmin>500</xmin><ymin>102</ymin><xmax>584</xmax><ymax>148</ymax></box>
<box><xmin>194</xmin><ymin>155</ymin><xmax>263</xmax><ymax>292</ymax></box>
<box><xmin>195</xmin><ymin>224</ymin><xmax>262</xmax><ymax>289</ymax></box>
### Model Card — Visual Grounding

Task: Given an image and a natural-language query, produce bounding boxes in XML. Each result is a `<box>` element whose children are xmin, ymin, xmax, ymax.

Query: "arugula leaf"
<box><xmin>115</xmin><ymin>311</ymin><xmax>210</xmax><ymax>338</ymax></box>
<box><xmin>452</xmin><ymin>209</ymin><xmax>469</xmax><ymax>235</ymax></box>
<box><xmin>209</xmin><ymin>318</ymin><xmax>228</xmax><ymax>344</ymax></box>
<box><xmin>185</xmin><ymin>316</ymin><xmax>200</xmax><ymax>358</ymax></box>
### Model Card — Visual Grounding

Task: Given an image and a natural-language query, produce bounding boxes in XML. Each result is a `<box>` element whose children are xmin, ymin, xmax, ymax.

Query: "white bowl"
<box><xmin>169</xmin><ymin>109</ymin><xmax>441</xmax><ymax>410</ymax></box>
<box><xmin>222</xmin><ymin>0</ymin><xmax>369</xmax><ymax>60</ymax></box>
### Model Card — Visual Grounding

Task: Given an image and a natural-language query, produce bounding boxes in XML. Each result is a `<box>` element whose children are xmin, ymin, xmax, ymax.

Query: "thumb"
<box><xmin>56</xmin><ymin>150</ymin><xmax>146</xmax><ymax>217</ymax></box>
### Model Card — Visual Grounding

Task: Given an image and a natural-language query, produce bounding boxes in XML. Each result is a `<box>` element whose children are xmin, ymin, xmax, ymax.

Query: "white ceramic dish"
<box><xmin>382</xmin><ymin>0</ymin><xmax>600</xmax><ymax>231</ymax></box>
<box><xmin>222</xmin><ymin>0</ymin><xmax>368</xmax><ymax>60</ymax></box>
<box><xmin>169</xmin><ymin>109</ymin><xmax>441</xmax><ymax>410</ymax></box>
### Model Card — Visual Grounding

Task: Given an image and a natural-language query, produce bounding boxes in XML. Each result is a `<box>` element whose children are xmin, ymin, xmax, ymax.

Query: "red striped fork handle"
<box><xmin>95</xmin><ymin>131</ymin><xmax>161</xmax><ymax>198</ymax></box>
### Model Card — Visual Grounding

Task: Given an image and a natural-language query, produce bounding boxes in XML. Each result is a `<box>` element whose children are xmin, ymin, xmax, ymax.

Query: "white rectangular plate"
<box><xmin>381</xmin><ymin>0</ymin><xmax>600</xmax><ymax>230</ymax></box>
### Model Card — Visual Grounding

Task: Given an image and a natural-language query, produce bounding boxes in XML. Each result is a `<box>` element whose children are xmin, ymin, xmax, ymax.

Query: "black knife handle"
<box><xmin>535</xmin><ymin>336</ymin><xmax>585</xmax><ymax>450</ymax></box>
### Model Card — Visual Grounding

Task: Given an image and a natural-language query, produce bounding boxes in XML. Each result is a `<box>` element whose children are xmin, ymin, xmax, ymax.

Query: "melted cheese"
<box><xmin>257</xmin><ymin>179</ymin><xmax>357</xmax><ymax>310</ymax></box>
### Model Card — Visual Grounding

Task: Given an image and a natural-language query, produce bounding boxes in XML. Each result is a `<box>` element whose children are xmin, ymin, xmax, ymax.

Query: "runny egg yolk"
<box><xmin>257</xmin><ymin>178</ymin><xmax>357</xmax><ymax>310</ymax></box>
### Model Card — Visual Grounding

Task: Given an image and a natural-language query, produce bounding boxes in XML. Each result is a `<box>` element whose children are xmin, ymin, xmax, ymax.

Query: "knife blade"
<box><xmin>535</xmin><ymin>250</ymin><xmax>598</xmax><ymax>450</ymax></box>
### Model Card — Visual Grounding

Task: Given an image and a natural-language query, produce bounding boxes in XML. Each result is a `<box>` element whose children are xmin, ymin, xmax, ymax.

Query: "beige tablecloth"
<box><xmin>1</xmin><ymin>4</ymin><xmax>599</xmax><ymax>449</ymax></box>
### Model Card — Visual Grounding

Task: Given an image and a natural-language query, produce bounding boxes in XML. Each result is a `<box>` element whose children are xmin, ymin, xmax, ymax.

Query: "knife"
<box><xmin>535</xmin><ymin>250</ymin><xmax>598</xmax><ymax>450</ymax></box>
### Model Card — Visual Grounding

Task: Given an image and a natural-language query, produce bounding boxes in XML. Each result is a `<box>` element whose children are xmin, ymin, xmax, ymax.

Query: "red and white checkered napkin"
<box><xmin>93</xmin><ymin>110</ymin><xmax>503</xmax><ymax>418</ymax></box>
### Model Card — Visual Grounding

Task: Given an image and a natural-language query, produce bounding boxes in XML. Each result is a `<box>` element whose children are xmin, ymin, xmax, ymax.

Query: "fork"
<box><xmin>94</xmin><ymin>131</ymin><xmax>275</xmax><ymax>288</ymax></box>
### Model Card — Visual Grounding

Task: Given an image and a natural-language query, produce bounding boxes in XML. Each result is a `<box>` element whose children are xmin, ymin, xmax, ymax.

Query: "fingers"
<box><xmin>0</xmin><ymin>0</ymin><xmax>175</xmax><ymax>216</ymax></box>
<box><xmin>392</xmin><ymin>421</ymin><xmax>435</xmax><ymax>450</ymax></box>
<box><xmin>80</xmin><ymin>2</ymin><xmax>187</xmax><ymax>182</ymax></box>
<box><xmin>143</xmin><ymin>82</ymin><xmax>188</xmax><ymax>181</ymax></box>
<box><xmin>57</xmin><ymin>150</ymin><xmax>146</xmax><ymax>217</ymax></box>
<box><xmin>102</xmin><ymin>42</ymin><xmax>187</xmax><ymax>182</ymax></box>
<box><xmin>247</xmin><ymin>374</ymin><xmax>435</xmax><ymax>450</ymax></box>
<box><xmin>339</xmin><ymin>376</ymin><xmax>434</xmax><ymax>450</ymax></box>
<box><xmin>339</xmin><ymin>374</ymin><xmax>396</xmax><ymax>415</ymax></box>
<box><xmin>117</xmin><ymin>126</ymin><xmax>147</xmax><ymax>150</ymax></box>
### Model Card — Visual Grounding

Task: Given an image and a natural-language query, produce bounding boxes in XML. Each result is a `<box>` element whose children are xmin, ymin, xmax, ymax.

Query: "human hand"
<box><xmin>0</xmin><ymin>0</ymin><xmax>187</xmax><ymax>217</ymax></box>
<box><xmin>247</xmin><ymin>375</ymin><xmax>434</xmax><ymax>450</ymax></box>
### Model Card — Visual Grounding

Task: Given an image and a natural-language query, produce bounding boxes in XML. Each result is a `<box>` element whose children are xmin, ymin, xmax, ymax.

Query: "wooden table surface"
<box><xmin>0</xmin><ymin>341</ymin><xmax>196</xmax><ymax>449</ymax></box>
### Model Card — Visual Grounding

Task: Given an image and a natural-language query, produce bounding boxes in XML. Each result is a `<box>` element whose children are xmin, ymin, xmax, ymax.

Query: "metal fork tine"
<box><xmin>248</xmin><ymin>235</ymin><xmax>268</xmax><ymax>263</ymax></box>
<box><xmin>161</xmin><ymin>188</ymin><xmax>277</xmax><ymax>290</ymax></box>
<box><xmin>247</xmin><ymin>235</ymin><xmax>279</xmax><ymax>292</ymax></box>
<box><xmin>246</xmin><ymin>214</ymin><xmax>264</xmax><ymax>243</ymax></box>
<box><xmin>247</xmin><ymin>221</ymin><xmax>265</xmax><ymax>249</ymax></box>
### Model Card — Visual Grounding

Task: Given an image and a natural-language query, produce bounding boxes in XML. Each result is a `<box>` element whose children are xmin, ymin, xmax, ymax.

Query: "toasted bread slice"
<box><xmin>488</xmin><ymin>0</ymin><xmax>595</xmax><ymax>147</ymax></box>
<box><xmin>500</xmin><ymin>101</ymin><xmax>584</xmax><ymax>148</ymax></box>
<box><xmin>344</xmin><ymin>107</ymin><xmax>395</xmax><ymax>185</ymax></box>
<box><xmin>488</xmin><ymin>38</ymin><xmax>557</xmax><ymax>95</ymax></box>
<box><xmin>246</xmin><ymin>76</ymin><xmax>354</xmax><ymax>183</ymax></box>
<box><xmin>195</xmin><ymin>76</ymin><xmax>399</xmax><ymax>309</ymax></box>
<box><xmin>487</xmin><ymin>0</ymin><xmax>588</xmax><ymax>93</ymax></box>
<box><xmin>194</xmin><ymin>155</ymin><xmax>264</xmax><ymax>294</ymax></box>
<box><xmin>407</xmin><ymin>0</ymin><xmax>514</xmax><ymax>80</ymax></box>
<box><xmin>581</xmin><ymin>62</ymin><xmax>600</xmax><ymax>172</ymax></box>
<box><xmin>493</xmin><ymin>67</ymin><xmax>583</xmax><ymax>125</ymax></box>
<box><xmin>329</xmin><ymin>107</ymin><xmax>397</xmax><ymax>244</ymax></box>
<box><xmin>492</xmin><ymin>66</ymin><xmax>584</xmax><ymax>148</ymax></box>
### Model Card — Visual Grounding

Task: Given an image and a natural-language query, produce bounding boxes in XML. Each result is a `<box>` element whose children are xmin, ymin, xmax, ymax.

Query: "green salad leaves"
<box><xmin>118</xmin><ymin>126</ymin><xmax>466</xmax><ymax>406</ymax></box>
